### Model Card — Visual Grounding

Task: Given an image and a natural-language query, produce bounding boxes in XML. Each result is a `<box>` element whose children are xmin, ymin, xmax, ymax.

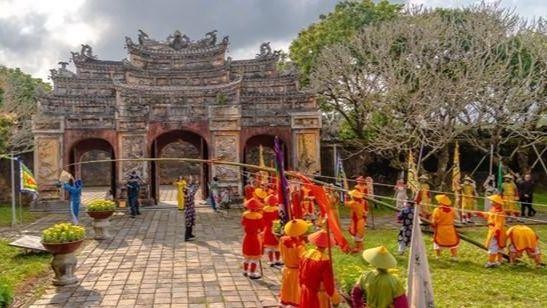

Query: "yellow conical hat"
<box><xmin>362</xmin><ymin>246</ymin><xmax>397</xmax><ymax>269</ymax></box>
<box><xmin>435</xmin><ymin>194</ymin><xmax>452</xmax><ymax>206</ymax></box>
<box><xmin>284</xmin><ymin>219</ymin><xmax>309</xmax><ymax>237</ymax></box>
<box><xmin>488</xmin><ymin>194</ymin><xmax>504</xmax><ymax>206</ymax></box>
<box><xmin>254</xmin><ymin>188</ymin><xmax>268</xmax><ymax>200</ymax></box>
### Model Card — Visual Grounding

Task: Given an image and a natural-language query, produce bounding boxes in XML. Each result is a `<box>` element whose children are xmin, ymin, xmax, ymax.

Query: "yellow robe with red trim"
<box><xmin>461</xmin><ymin>183</ymin><xmax>477</xmax><ymax>210</ymax></box>
<box><xmin>501</xmin><ymin>182</ymin><xmax>519</xmax><ymax>214</ymax></box>
<box><xmin>483</xmin><ymin>207</ymin><xmax>507</xmax><ymax>248</ymax></box>
<box><xmin>279</xmin><ymin>236</ymin><xmax>305</xmax><ymax>306</ymax></box>
<box><xmin>416</xmin><ymin>183</ymin><xmax>432</xmax><ymax>216</ymax></box>
<box><xmin>346</xmin><ymin>199</ymin><xmax>367</xmax><ymax>240</ymax></box>
<box><xmin>431</xmin><ymin>206</ymin><xmax>460</xmax><ymax>248</ymax></box>
<box><xmin>507</xmin><ymin>225</ymin><xmax>539</xmax><ymax>253</ymax></box>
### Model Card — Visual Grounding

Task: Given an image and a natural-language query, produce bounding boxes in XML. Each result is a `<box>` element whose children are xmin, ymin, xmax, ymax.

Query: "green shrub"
<box><xmin>86</xmin><ymin>199</ymin><xmax>116</xmax><ymax>212</ymax></box>
<box><xmin>41</xmin><ymin>223</ymin><xmax>86</xmax><ymax>244</ymax></box>
<box><xmin>0</xmin><ymin>282</ymin><xmax>13</xmax><ymax>308</ymax></box>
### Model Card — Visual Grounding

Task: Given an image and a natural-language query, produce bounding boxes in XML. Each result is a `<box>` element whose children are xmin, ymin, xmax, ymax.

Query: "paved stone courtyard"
<box><xmin>29</xmin><ymin>207</ymin><xmax>281</xmax><ymax>307</ymax></box>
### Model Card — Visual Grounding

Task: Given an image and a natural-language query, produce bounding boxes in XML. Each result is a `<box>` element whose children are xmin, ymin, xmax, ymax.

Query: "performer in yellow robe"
<box><xmin>501</xmin><ymin>174</ymin><xmax>519</xmax><ymax>217</ymax></box>
<box><xmin>476</xmin><ymin>194</ymin><xmax>507</xmax><ymax>268</ymax></box>
<box><xmin>278</xmin><ymin>219</ymin><xmax>308</xmax><ymax>306</ymax></box>
<box><xmin>174</xmin><ymin>176</ymin><xmax>187</xmax><ymax>211</ymax></box>
<box><xmin>431</xmin><ymin>194</ymin><xmax>459</xmax><ymax>259</ymax></box>
<box><xmin>415</xmin><ymin>175</ymin><xmax>432</xmax><ymax>218</ymax></box>
<box><xmin>461</xmin><ymin>176</ymin><xmax>477</xmax><ymax>224</ymax></box>
<box><xmin>346</xmin><ymin>189</ymin><xmax>368</xmax><ymax>253</ymax></box>
<box><xmin>506</xmin><ymin>225</ymin><xmax>543</xmax><ymax>268</ymax></box>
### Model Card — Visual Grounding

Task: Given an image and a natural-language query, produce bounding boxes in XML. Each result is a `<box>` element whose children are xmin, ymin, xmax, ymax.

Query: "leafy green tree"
<box><xmin>289</xmin><ymin>0</ymin><xmax>402</xmax><ymax>86</ymax></box>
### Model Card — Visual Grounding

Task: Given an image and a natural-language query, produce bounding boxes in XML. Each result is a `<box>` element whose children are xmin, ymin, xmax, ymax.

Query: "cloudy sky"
<box><xmin>0</xmin><ymin>0</ymin><xmax>544</xmax><ymax>81</ymax></box>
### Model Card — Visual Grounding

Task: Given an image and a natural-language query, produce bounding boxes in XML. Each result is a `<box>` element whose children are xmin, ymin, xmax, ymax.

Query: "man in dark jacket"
<box><xmin>518</xmin><ymin>173</ymin><xmax>536</xmax><ymax>217</ymax></box>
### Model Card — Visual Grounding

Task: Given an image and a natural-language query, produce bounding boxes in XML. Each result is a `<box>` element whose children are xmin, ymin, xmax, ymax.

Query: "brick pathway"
<box><xmin>29</xmin><ymin>207</ymin><xmax>281</xmax><ymax>308</ymax></box>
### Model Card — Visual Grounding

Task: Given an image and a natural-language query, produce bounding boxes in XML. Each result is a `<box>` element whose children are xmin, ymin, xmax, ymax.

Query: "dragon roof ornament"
<box><xmin>125</xmin><ymin>29</ymin><xmax>229</xmax><ymax>52</ymax></box>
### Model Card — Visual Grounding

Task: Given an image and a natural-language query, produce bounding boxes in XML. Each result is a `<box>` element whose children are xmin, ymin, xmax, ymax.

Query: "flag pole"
<box><xmin>488</xmin><ymin>144</ymin><xmax>494</xmax><ymax>176</ymax></box>
<box><xmin>11</xmin><ymin>152</ymin><xmax>17</xmax><ymax>227</ymax></box>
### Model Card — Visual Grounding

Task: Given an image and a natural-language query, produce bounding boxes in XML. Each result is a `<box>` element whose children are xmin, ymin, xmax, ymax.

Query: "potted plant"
<box><xmin>41</xmin><ymin>223</ymin><xmax>86</xmax><ymax>286</ymax></box>
<box><xmin>86</xmin><ymin>199</ymin><xmax>116</xmax><ymax>240</ymax></box>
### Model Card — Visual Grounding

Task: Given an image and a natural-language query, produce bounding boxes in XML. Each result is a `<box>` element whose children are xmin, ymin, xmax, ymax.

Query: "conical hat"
<box><xmin>284</xmin><ymin>219</ymin><xmax>309</xmax><ymax>237</ymax></box>
<box><xmin>356</xmin><ymin>176</ymin><xmax>365</xmax><ymax>183</ymax></box>
<box><xmin>503</xmin><ymin>174</ymin><xmax>514</xmax><ymax>180</ymax></box>
<box><xmin>418</xmin><ymin>174</ymin><xmax>429</xmax><ymax>181</ymax></box>
<box><xmin>254</xmin><ymin>188</ymin><xmax>268</xmax><ymax>200</ymax></box>
<box><xmin>463</xmin><ymin>176</ymin><xmax>472</xmax><ymax>182</ymax></box>
<box><xmin>487</xmin><ymin>194</ymin><xmax>504</xmax><ymax>206</ymax></box>
<box><xmin>362</xmin><ymin>246</ymin><xmax>397</xmax><ymax>269</ymax></box>
<box><xmin>435</xmin><ymin>194</ymin><xmax>452</xmax><ymax>206</ymax></box>
<box><xmin>307</xmin><ymin>230</ymin><xmax>333</xmax><ymax>248</ymax></box>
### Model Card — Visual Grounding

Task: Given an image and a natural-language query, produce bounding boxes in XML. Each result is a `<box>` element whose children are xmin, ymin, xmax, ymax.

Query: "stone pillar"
<box><xmin>209</xmin><ymin>105</ymin><xmax>242</xmax><ymax>196</ymax></box>
<box><xmin>32</xmin><ymin>116</ymin><xmax>65</xmax><ymax>201</ymax></box>
<box><xmin>117</xmin><ymin>133</ymin><xmax>151</xmax><ymax>203</ymax></box>
<box><xmin>290</xmin><ymin>112</ymin><xmax>322</xmax><ymax>174</ymax></box>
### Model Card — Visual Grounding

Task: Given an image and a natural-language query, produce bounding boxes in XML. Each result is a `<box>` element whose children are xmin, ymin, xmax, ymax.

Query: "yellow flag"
<box><xmin>452</xmin><ymin>142</ymin><xmax>461</xmax><ymax>192</ymax></box>
<box><xmin>407</xmin><ymin>151</ymin><xmax>419</xmax><ymax>194</ymax></box>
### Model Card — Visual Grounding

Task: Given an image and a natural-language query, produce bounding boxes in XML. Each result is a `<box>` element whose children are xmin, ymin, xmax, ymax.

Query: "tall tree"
<box><xmin>289</xmin><ymin>0</ymin><xmax>402</xmax><ymax>86</ymax></box>
<box><xmin>0</xmin><ymin>66</ymin><xmax>51</xmax><ymax>154</ymax></box>
<box><xmin>309</xmin><ymin>4</ymin><xmax>546</xmax><ymax>181</ymax></box>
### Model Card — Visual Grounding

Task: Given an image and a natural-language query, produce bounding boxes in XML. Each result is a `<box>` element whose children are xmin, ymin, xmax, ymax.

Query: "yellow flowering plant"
<box><xmin>86</xmin><ymin>199</ymin><xmax>116</xmax><ymax>212</ymax></box>
<box><xmin>42</xmin><ymin>223</ymin><xmax>86</xmax><ymax>244</ymax></box>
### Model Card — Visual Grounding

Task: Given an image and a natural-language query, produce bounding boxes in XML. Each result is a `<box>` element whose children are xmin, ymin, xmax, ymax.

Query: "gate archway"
<box><xmin>150</xmin><ymin>130</ymin><xmax>209</xmax><ymax>204</ymax></box>
<box><xmin>69</xmin><ymin>138</ymin><xmax>116</xmax><ymax>199</ymax></box>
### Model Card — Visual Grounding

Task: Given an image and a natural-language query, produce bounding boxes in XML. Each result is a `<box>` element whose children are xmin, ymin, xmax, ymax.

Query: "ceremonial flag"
<box><xmin>19</xmin><ymin>161</ymin><xmax>38</xmax><ymax>195</ymax></box>
<box><xmin>407</xmin><ymin>204</ymin><xmax>435</xmax><ymax>307</ymax></box>
<box><xmin>497</xmin><ymin>161</ymin><xmax>503</xmax><ymax>191</ymax></box>
<box><xmin>297</xmin><ymin>174</ymin><xmax>350</xmax><ymax>252</ymax></box>
<box><xmin>452</xmin><ymin>142</ymin><xmax>461</xmax><ymax>192</ymax></box>
<box><xmin>274</xmin><ymin>136</ymin><xmax>290</xmax><ymax>224</ymax></box>
<box><xmin>407</xmin><ymin>151</ymin><xmax>419</xmax><ymax>194</ymax></box>
<box><xmin>334</xmin><ymin>152</ymin><xmax>348</xmax><ymax>203</ymax></box>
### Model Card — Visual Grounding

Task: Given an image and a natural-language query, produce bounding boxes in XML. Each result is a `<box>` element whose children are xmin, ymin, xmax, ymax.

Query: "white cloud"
<box><xmin>0</xmin><ymin>0</ymin><xmax>107</xmax><ymax>80</ymax></box>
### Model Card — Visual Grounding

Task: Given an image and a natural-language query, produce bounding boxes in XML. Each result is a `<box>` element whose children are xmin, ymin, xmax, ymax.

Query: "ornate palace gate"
<box><xmin>32</xmin><ymin>29</ymin><xmax>321</xmax><ymax>205</ymax></box>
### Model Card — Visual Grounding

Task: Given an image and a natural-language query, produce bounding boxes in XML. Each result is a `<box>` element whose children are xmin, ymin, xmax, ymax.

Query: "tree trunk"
<box><xmin>434</xmin><ymin>147</ymin><xmax>450</xmax><ymax>188</ymax></box>
<box><xmin>516</xmin><ymin>149</ymin><xmax>530</xmax><ymax>174</ymax></box>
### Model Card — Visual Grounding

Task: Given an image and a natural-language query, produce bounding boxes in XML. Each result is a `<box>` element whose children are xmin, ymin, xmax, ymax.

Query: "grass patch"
<box><xmin>0</xmin><ymin>240</ymin><xmax>50</xmax><ymax>304</ymax></box>
<box><xmin>0</xmin><ymin>205</ymin><xmax>44</xmax><ymax>227</ymax></box>
<box><xmin>332</xmin><ymin>224</ymin><xmax>547</xmax><ymax>307</ymax></box>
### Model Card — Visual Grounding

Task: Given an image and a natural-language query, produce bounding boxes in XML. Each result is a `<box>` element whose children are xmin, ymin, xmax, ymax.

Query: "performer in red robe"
<box><xmin>290</xmin><ymin>183</ymin><xmax>303</xmax><ymax>219</ymax></box>
<box><xmin>299</xmin><ymin>230</ymin><xmax>340</xmax><ymax>308</ymax></box>
<box><xmin>241</xmin><ymin>198</ymin><xmax>265</xmax><ymax>279</ymax></box>
<box><xmin>263</xmin><ymin>192</ymin><xmax>281</xmax><ymax>266</ymax></box>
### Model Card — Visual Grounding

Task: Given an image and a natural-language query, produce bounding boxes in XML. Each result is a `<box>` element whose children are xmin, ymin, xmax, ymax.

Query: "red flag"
<box><xmin>297</xmin><ymin>174</ymin><xmax>350</xmax><ymax>252</ymax></box>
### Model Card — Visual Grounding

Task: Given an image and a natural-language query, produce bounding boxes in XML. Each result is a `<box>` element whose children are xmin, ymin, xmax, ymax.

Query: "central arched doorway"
<box><xmin>69</xmin><ymin>138</ymin><xmax>116</xmax><ymax>202</ymax></box>
<box><xmin>150</xmin><ymin>130</ymin><xmax>209</xmax><ymax>205</ymax></box>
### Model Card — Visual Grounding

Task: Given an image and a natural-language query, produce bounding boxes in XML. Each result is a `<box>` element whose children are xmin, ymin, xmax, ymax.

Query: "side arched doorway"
<box><xmin>242</xmin><ymin>135</ymin><xmax>288</xmax><ymax>186</ymax></box>
<box><xmin>150</xmin><ymin>130</ymin><xmax>209</xmax><ymax>205</ymax></box>
<box><xmin>69</xmin><ymin>138</ymin><xmax>116</xmax><ymax>200</ymax></box>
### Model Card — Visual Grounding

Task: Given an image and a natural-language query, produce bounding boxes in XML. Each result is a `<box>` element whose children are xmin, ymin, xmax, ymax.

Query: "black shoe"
<box><xmin>130</xmin><ymin>215</ymin><xmax>136</xmax><ymax>218</ymax></box>
<box><xmin>189</xmin><ymin>235</ymin><xmax>196</xmax><ymax>239</ymax></box>
<box><xmin>185</xmin><ymin>238</ymin><xmax>194</xmax><ymax>242</ymax></box>
<box><xmin>136</xmin><ymin>212</ymin><xmax>141</xmax><ymax>215</ymax></box>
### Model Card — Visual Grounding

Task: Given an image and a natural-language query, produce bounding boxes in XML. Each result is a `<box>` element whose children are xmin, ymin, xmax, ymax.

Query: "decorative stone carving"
<box><xmin>120</xmin><ymin>135</ymin><xmax>146</xmax><ymax>180</ymax></box>
<box><xmin>295</xmin><ymin>131</ymin><xmax>320</xmax><ymax>174</ymax></box>
<box><xmin>35</xmin><ymin>137</ymin><xmax>61</xmax><ymax>185</ymax></box>
<box><xmin>51</xmin><ymin>253</ymin><xmax>78</xmax><ymax>286</ymax></box>
<box><xmin>291</xmin><ymin>112</ymin><xmax>322</xmax><ymax>129</ymax></box>
<box><xmin>213</xmin><ymin>134</ymin><xmax>239</xmax><ymax>181</ymax></box>
<box><xmin>168</xmin><ymin>30</ymin><xmax>190</xmax><ymax>50</ymax></box>
<box><xmin>92</xmin><ymin>218</ymin><xmax>112</xmax><ymax>240</ymax></box>
<box><xmin>256</xmin><ymin>42</ymin><xmax>282</xmax><ymax>59</ymax></box>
